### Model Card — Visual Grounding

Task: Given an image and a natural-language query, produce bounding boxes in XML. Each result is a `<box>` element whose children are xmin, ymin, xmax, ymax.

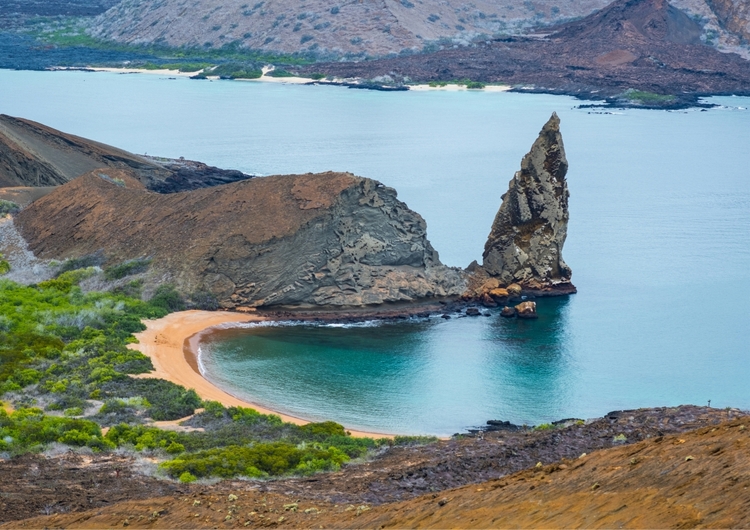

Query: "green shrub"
<box><xmin>179</xmin><ymin>471</ymin><xmax>198</xmax><ymax>483</ymax></box>
<box><xmin>104</xmin><ymin>259</ymin><xmax>151</xmax><ymax>281</ymax></box>
<box><xmin>0</xmin><ymin>407</ymin><xmax>107</xmax><ymax>453</ymax></box>
<box><xmin>0</xmin><ymin>200</ymin><xmax>19</xmax><ymax>216</ymax></box>
<box><xmin>465</xmin><ymin>81</ymin><xmax>485</xmax><ymax>89</ymax></box>
<box><xmin>0</xmin><ymin>259</ymin><xmax>9</xmax><ymax>275</ymax></box>
<box><xmin>56</xmin><ymin>253</ymin><xmax>104</xmax><ymax>275</ymax></box>
<box><xmin>149</xmin><ymin>284</ymin><xmax>185</xmax><ymax>313</ymax></box>
<box><xmin>160</xmin><ymin>441</ymin><xmax>350</xmax><ymax>479</ymax></box>
<box><xmin>310</xmin><ymin>73</ymin><xmax>326</xmax><ymax>80</ymax></box>
<box><xmin>63</xmin><ymin>407</ymin><xmax>84</xmax><ymax>417</ymax></box>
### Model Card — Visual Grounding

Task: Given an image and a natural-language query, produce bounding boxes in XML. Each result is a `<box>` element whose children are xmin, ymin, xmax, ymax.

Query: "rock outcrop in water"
<box><xmin>14</xmin><ymin>169</ymin><xmax>466</xmax><ymax>307</ymax></box>
<box><xmin>480</xmin><ymin>113</ymin><xmax>575</xmax><ymax>295</ymax></box>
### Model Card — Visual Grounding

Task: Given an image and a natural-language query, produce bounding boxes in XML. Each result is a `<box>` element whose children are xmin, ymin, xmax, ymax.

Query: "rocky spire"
<box><xmin>482</xmin><ymin>112</ymin><xmax>575</xmax><ymax>294</ymax></box>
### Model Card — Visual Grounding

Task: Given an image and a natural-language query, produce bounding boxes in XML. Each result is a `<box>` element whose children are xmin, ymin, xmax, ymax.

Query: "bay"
<box><xmin>2</xmin><ymin>69</ymin><xmax>748</xmax><ymax>435</ymax></box>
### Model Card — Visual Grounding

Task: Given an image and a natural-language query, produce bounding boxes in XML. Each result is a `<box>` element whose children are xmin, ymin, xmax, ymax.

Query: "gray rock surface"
<box><xmin>15</xmin><ymin>170</ymin><xmax>467</xmax><ymax>308</ymax></box>
<box><xmin>481</xmin><ymin>112</ymin><xmax>575</xmax><ymax>294</ymax></box>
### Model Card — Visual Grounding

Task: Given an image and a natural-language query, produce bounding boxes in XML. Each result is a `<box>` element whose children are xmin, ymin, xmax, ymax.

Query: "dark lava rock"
<box><xmin>465</xmin><ymin>307</ymin><xmax>481</xmax><ymax>316</ymax></box>
<box><xmin>500</xmin><ymin>306</ymin><xmax>516</xmax><ymax>318</ymax></box>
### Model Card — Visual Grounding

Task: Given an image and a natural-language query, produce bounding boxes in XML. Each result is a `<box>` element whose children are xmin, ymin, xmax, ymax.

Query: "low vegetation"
<box><xmin>622</xmin><ymin>89</ymin><xmax>676</xmax><ymax>105</ymax></box>
<box><xmin>0</xmin><ymin>270</ymin><xmax>436</xmax><ymax>477</ymax></box>
<box><xmin>0</xmin><ymin>200</ymin><xmax>19</xmax><ymax>217</ymax></box>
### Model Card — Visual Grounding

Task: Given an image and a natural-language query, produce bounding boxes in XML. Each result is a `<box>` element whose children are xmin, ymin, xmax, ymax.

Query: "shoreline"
<box><xmin>50</xmin><ymin>66</ymin><xmax>513</xmax><ymax>92</ymax></box>
<box><xmin>128</xmin><ymin>310</ymin><xmax>395</xmax><ymax>439</ymax></box>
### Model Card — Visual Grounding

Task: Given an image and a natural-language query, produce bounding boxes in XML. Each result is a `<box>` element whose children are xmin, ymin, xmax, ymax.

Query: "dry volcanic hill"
<box><xmin>0</xmin><ymin>114</ymin><xmax>252</xmax><ymax>193</ymax></box>
<box><xmin>7</xmin><ymin>113</ymin><xmax>572</xmax><ymax>309</ymax></box>
<box><xmin>15</xmin><ymin>169</ymin><xmax>466</xmax><ymax>307</ymax></box>
<box><xmin>302</xmin><ymin>0</ymin><xmax>750</xmax><ymax>102</ymax></box>
<box><xmin>87</xmin><ymin>0</ymin><xmax>611</xmax><ymax>57</ymax></box>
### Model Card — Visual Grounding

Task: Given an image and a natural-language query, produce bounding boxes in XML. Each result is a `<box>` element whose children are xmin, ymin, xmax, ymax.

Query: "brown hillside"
<box><xmin>7</xmin><ymin>414</ymin><xmax>749</xmax><ymax>529</ymax></box>
<box><xmin>0</xmin><ymin>114</ymin><xmax>170</xmax><ymax>188</ymax></box>
<box><xmin>14</xmin><ymin>169</ymin><xmax>465</xmax><ymax>306</ymax></box>
<box><xmin>88</xmin><ymin>0</ymin><xmax>610</xmax><ymax>57</ymax></box>
<box><xmin>0</xmin><ymin>115</ymin><xmax>252</xmax><ymax>193</ymax></box>
<box><xmin>306</xmin><ymin>0</ymin><xmax>750</xmax><ymax>101</ymax></box>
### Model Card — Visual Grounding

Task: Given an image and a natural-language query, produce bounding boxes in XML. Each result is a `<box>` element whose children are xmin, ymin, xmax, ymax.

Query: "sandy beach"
<box><xmin>129</xmin><ymin>310</ymin><xmax>392</xmax><ymax>438</ymax></box>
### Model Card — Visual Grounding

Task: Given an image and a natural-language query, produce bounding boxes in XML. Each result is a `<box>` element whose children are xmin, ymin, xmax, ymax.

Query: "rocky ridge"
<box><xmin>14</xmin><ymin>169</ymin><xmax>466</xmax><ymax>307</ymax></box>
<box><xmin>302</xmin><ymin>0</ymin><xmax>750</xmax><ymax>104</ymax></box>
<box><xmin>0</xmin><ymin>115</ymin><xmax>252</xmax><ymax>192</ymax></box>
<box><xmin>482</xmin><ymin>113</ymin><xmax>573</xmax><ymax>294</ymax></box>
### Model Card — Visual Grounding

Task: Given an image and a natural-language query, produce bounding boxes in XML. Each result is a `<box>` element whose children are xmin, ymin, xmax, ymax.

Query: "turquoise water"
<box><xmin>1</xmin><ymin>70</ymin><xmax>749</xmax><ymax>435</ymax></box>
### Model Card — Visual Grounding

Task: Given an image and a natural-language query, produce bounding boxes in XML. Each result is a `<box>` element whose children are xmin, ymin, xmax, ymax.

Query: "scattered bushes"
<box><xmin>160</xmin><ymin>441</ymin><xmax>350</xmax><ymax>479</ymax></box>
<box><xmin>0</xmin><ymin>254</ymin><xmax>9</xmax><ymax>275</ymax></box>
<box><xmin>148</xmin><ymin>284</ymin><xmax>185</xmax><ymax>312</ymax></box>
<box><xmin>104</xmin><ymin>258</ymin><xmax>151</xmax><ymax>281</ymax></box>
<box><xmin>0</xmin><ymin>408</ymin><xmax>110</xmax><ymax>455</ymax></box>
<box><xmin>210</xmin><ymin>63</ymin><xmax>262</xmax><ymax>79</ymax></box>
<box><xmin>0</xmin><ymin>200</ymin><xmax>18</xmax><ymax>217</ymax></box>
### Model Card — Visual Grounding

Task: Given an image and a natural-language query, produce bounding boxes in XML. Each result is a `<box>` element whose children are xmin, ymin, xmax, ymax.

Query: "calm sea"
<box><xmin>2</xmin><ymin>70</ymin><xmax>748</xmax><ymax>435</ymax></box>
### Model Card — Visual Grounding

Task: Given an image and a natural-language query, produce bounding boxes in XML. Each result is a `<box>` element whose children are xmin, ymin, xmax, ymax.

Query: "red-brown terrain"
<box><xmin>302</xmin><ymin>0</ymin><xmax>750</xmax><ymax>105</ymax></box>
<box><xmin>2</xmin><ymin>407</ymin><xmax>747</xmax><ymax>529</ymax></box>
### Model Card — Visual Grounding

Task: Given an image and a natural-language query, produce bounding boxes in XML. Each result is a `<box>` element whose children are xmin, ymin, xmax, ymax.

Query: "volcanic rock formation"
<box><xmin>0</xmin><ymin>115</ymin><xmax>251</xmax><ymax>192</ymax></box>
<box><xmin>14</xmin><ymin>169</ymin><xmax>466</xmax><ymax>307</ymax></box>
<box><xmin>481</xmin><ymin>113</ymin><xmax>575</xmax><ymax>295</ymax></box>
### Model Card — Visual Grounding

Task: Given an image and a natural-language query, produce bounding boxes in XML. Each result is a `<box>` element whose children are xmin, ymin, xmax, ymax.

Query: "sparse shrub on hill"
<box><xmin>0</xmin><ymin>200</ymin><xmax>18</xmax><ymax>217</ymax></box>
<box><xmin>0</xmin><ymin>407</ymin><xmax>111</xmax><ymax>455</ymax></box>
<box><xmin>0</xmin><ymin>254</ymin><xmax>9</xmax><ymax>275</ymax></box>
<box><xmin>148</xmin><ymin>284</ymin><xmax>185</xmax><ymax>312</ymax></box>
<box><xmin>56</xmin><ymin>252</ymin><xmax>105</xmax><ymax>275</ymax></box>
<box><xmin>104</xmin><ymin>258</ymin><xmax>151</xmax><ymax>280</ymax></box>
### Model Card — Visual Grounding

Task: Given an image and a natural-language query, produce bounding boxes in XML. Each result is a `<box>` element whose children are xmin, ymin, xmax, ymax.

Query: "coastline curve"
<box><xmin>128</xmin><ymin>309</ymin><xmax>395</xmax><ymax>439</ymax></box>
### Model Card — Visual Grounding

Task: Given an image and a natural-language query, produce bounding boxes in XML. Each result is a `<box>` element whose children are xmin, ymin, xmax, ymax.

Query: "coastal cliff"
<box><xmin>14</xmin><ymin>169</ymin><xmax>466</xmax><ymax>307</ymax></box>
<box><xmin>479</xmin><ymin>113</ymin><xmax>575</xmax><ymax>296</ymax></box>
<box><xmin>0</xmin><ymin>115</ymin><xmax>252</xmax><ymax>192</ymax></box>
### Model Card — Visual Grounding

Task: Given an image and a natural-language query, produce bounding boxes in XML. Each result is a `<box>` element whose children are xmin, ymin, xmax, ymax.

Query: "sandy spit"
<box><xmin>129</xmin><ymin>310</ymin><xmax>393</xmax><ymax>438</ymax></box>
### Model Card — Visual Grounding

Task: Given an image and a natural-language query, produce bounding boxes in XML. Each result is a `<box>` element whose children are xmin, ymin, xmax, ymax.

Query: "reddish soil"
<box><xmin>1</xmin><ymin>406</ymin><xmax>746</xmax><ymax>528</ymax></box>
<box><xmin>302</xmin><ymin>0</ymin><xmax>750</xmax><ymax>106</ymax></box>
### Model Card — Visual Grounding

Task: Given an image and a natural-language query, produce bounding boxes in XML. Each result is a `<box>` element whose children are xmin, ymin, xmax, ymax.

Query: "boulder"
<box><xmin>500</xmin><ymin>306</ymin><xmax>517</xmax><ymax>318</ymax></box>
<box><xmin>481</xmin><ymin>293</ymin><xmax>497</xmax><ymax>308</ymax></box>
<box><xmin>482</xmin><ymin>113</ymin><xmax>575</xmax><ymax>295</ymax></box>
<box><xmin>515</xmin><ymin>301</ymin><xmax>538</xmax><ymax>319</ymax></box>
<box><xmin>507</xmin><ymin>284</ymin><xmax>522</xmax><ymax>297</ymax></box>
<box><xmin>466</xmin><ymin>307</ymin><xmax>481</xmax><ymax>316</ymax></box>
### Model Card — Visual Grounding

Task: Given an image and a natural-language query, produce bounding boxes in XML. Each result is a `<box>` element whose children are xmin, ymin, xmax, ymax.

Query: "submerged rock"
<box><xmin>482</xmin><ymin>113</ymin><xmax>576</xmax><ymax>295</ymax></box>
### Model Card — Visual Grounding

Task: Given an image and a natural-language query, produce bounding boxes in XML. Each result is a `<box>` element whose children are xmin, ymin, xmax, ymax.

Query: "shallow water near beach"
<box><xmin>1</xmin><ymin>70</ymin><xmax>749</xmax><ymax>435</ymax></box>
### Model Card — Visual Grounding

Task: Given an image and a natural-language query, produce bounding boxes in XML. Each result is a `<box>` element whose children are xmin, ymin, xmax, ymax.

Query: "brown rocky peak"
<box><xmin>481</xmin><ymin>113</ymin><xmax>575</xmax><ymax>295</ymax></box>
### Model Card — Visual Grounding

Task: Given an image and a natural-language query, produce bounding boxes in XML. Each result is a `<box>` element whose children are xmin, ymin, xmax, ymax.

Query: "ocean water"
<box><xmin>1</xmin><ymin>70</ymin><xmax>749</xmax><ymax>435</ymax></box>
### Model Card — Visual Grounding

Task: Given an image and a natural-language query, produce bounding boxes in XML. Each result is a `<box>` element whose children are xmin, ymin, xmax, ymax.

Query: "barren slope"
<box><xmin>0</xmin><ymin>115</ymin><xmax>252</xmax><ymax>192</ymax></box>
<box><xmin>306</xmin><ymin>0</ymin><xmax>750</xmax><ymax>101</ymax></box>
<box><xmin>14</xmin><ymin>169</ymin><xmax>465</xmax><ymax>307</ymax></box>
<box><xmin>88</xmin><ymin>0</ymin><xmax>610</xmax><ymax>57</ymax></box>
<box><xmin>6</xmin><ymin>411</ymin><xmax>749</xmax><ymax>529</ymax></box>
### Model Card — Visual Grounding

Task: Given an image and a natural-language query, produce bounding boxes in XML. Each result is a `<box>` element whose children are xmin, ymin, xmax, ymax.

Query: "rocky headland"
<box><xmin>13</xmin><ymin>168</ymin><xmax>466</xmax><ymax>308</ymax></box>
<box><xmin>3</xmin><ymin>112</ymin><xmax>573</xmax><ymax>312</ymax></box>
<box><xmin>0</xmin><ymin>114</ymin><xmax>253</xmax><ymax>192</ymax></box>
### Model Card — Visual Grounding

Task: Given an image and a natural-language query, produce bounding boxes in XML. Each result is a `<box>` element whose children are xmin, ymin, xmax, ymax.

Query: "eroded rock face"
<box><xmin>482</xmin><ymin>113</ymin><xmax>575</xmax><ymax>294</ymax></box>
<box><xmin>15</xmin><ymin>169</ymin><xmax>466</xmax><ymax>307</ymax></box>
